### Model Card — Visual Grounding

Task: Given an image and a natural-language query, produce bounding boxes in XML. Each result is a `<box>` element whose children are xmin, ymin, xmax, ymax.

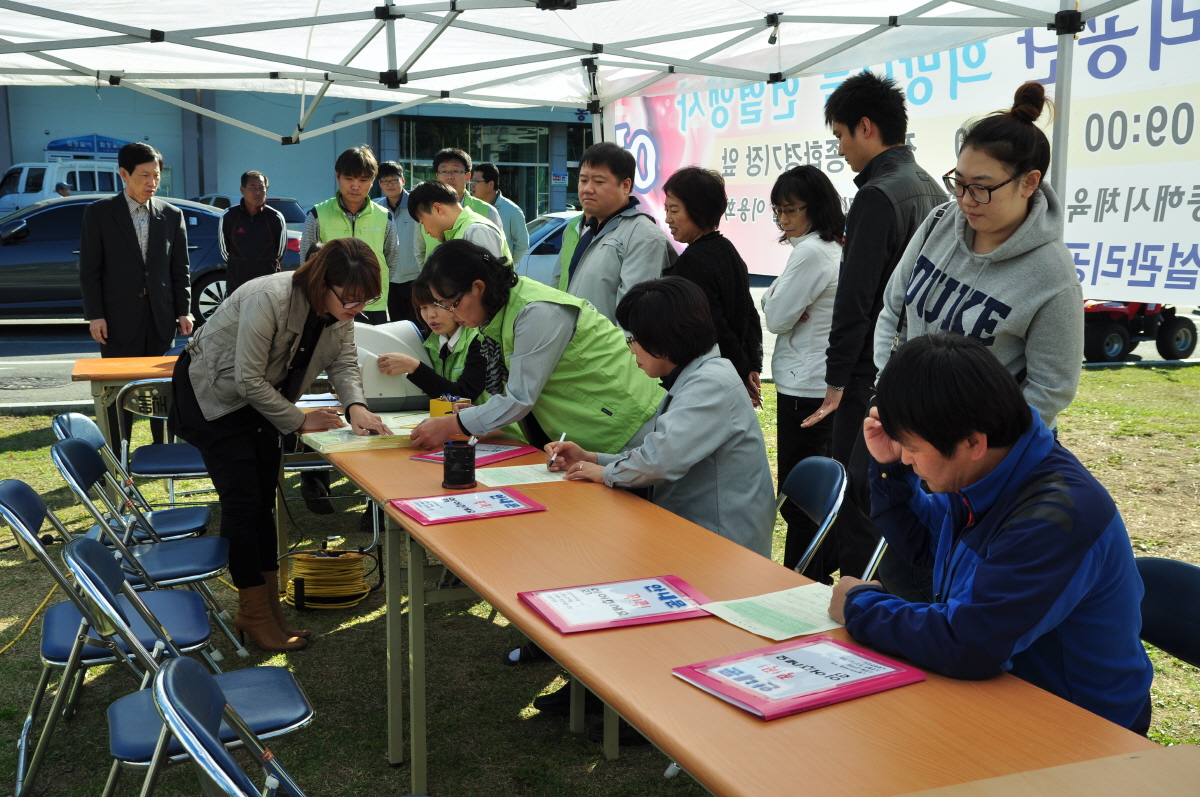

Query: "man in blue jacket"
<box><xmin>828</xmin><ymin>333</ymin><xmax>1152</xmax><ymax>733</ymax></box>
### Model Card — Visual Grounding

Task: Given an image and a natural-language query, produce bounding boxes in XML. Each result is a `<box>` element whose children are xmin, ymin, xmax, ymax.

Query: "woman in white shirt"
<box><xmin>760</xmin><ymin>165</ymin><xmax>845</xmax><ymax>581</ymax></box>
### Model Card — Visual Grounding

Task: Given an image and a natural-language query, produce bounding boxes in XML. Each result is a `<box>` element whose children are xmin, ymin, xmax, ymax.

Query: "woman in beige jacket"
<box><xmin>171</xmin><ymin>238</ymin><xmax>390</xmax><ymax>650</ymax></box>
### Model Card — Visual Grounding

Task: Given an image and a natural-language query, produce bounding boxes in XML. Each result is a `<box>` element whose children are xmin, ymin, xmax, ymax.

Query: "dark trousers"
<box><xmin>387</xmin><ymin>281</ymin><xmax>418</xmax><ymax>324</ymax></box>
<box><xmin>101</xmin><ymin>299</ymin><xmax>174</xmax><ymax>446</ymax></box>
<box><xmin>226</xmin><ymin>261</ymin><xmax>279</xmax><ymax>296</ymax></box>
<box><xmin>827</xmin><ymin>374</ymin><xmax>880</xmax><ymax>580</ymax></box>
<box><xmin>776</xmin><ymin>393</ymin><xmax>836</xmax><ymax>581</ymax></box>
<box><xmin>196</xmin><ymin>423</ymin><xmax>282</xmax><ymax>588</ymax></box>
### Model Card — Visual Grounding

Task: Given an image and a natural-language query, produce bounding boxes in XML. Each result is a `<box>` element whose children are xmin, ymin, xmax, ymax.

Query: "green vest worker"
<box><xmin>554</xmin><ymin>212</ymin><xmax>584</xmax><ymax>291</ymax></box>
<box><xmin>300</xmin><ymin>145</ymin><xmax>397</xmax><ymax>324</ymax></box>
<box><xmin>408</xmin><ymin>180</ymin><xmax>512</xmax><ymax>265</ymax></box>
<box><xmin>408</xmin><ymin>239</ymin><xmax>663</xmax><ymax>453</ymax></box>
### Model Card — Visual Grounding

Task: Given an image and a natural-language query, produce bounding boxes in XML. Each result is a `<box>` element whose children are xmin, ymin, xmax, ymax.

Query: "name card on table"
<box><xmin>389</xmin><ymin>488</ymin><xmax>546</xmax><ymax>526</ymax></box>
<box><xmin>673</xmin><ymin>635</ymin><xmax>925</xmax><ymax>721</ymax></box>
<box><xmin>519</xmin><ymin>575</ymin><xmax>711</xmax><ymax>634</ymax></box>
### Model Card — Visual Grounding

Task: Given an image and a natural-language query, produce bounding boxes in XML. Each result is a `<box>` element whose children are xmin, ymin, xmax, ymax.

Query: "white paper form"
<box><xmin>476</xmin><ymin>464</ymin><xmax>568</xmax><ymax>487</ymax></box>
<box><xmin>703</xmin><ymin>583</ymin><xmax>842</xmax><ymax>641</ymax></box>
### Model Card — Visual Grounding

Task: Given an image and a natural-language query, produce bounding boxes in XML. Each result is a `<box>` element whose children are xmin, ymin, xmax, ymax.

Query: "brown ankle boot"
<box><xmin>233</xmin><ymin>584</ymin><xmax>307</xmax><ymax>651</ymax></box>
<box><xmin>263</xmin><ymin>570</ymin><xmax>311</xmax><ymax>639</ymax></box>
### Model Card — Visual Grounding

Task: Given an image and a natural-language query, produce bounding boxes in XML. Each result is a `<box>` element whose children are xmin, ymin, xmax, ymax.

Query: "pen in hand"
<box><xmin>548</xmin><ymin>432</ymin><xmax>567</xmax><ymax>470</ymax></box>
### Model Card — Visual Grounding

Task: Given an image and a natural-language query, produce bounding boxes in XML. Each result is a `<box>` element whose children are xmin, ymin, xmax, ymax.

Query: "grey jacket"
<box><xmin>597</xmin><ymin>346</ymin><xmax>775</xmax><ymax>558</ymax></box>
<box><xmin>376</xmin><ymin>191</ymin><xmax>421</xmax><ymax>283</ymax></box>
<box><xmin>873</xmin><ymin>183</ymin><xmax>1083</xmax><ymax>429</ymax></box>
<box><xmin>183</xmin><ymin>272</ymin><xmax>366</xmax><ymax>435</ymax></box>
<box><xmin>492</xmin><ymin>190</ymin><xmax>530</xmax><ymax>264</ymax></box>
<box><xmin>565</xmin><ymin>205</ymin><xmax>676</xmax><ymax>324</ymax></box>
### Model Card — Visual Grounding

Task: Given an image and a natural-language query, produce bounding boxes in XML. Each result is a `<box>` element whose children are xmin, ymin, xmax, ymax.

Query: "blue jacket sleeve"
<box><xmin>869</xmin><ymin>459</ymin><xmax>942</xmax><ymax>569</ymax></box>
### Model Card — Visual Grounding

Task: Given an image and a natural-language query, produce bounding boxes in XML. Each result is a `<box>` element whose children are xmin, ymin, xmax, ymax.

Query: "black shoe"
<box><xmin>587</xmin><ymin>718</ymin><xmax>648</xmax><ymax>746</ymax></box>
<box><xmin>503</xmin><ymin>642</ymin><xmax>550</xmax><ymax>666</ymax></box>
<box><xmin>300</xmin><ymin>477</ymin><xmax>334</xmax><ymax>515</ymax></box>
<box><xmin>359</xmin><ymin>505</ymin><xmax>382</xmax><ymax>532</ymax></box>
<box><xmin>532</xmin><ymin>680</ymin><xmax>603</xmax><ymax>716</ymax></box>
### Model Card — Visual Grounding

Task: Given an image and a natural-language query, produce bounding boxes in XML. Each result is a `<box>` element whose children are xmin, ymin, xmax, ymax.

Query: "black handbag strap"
<box><xmin>891</xmin><ymin>203</ymin><xmax>950</xmax><ymax>352</ymax></box>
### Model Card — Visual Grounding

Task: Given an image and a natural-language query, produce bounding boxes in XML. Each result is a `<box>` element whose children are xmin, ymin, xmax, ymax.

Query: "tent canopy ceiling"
<box><xmin>0</xmin><ymin>0</ymin><xmax>1134</xmax><ymax>143</ymax></box>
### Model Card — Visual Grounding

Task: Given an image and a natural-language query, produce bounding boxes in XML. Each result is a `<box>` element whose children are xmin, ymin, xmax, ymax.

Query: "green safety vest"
<box><xmin>556</xmin><ymin>213</ymin><xmax>584</xmax><ymax>292</ymax></box>
<box><xmin>423</xmin><ymin>325</ymin><xmax>526</xmax><ymax>441</ymax></box>
<box><xmin>481</xmin><ymin>277</ymin><xmax>663</xmax><ymax>454</ymax></box>
<box><xmin>422</xmin><ymin>197</ymin><xmax>513</xmax><ymax>264</ymax></box>
<box><xmin>314</xmin><ymin>194</ymin><xmax>390</xmax><ymax>312</ymax></box>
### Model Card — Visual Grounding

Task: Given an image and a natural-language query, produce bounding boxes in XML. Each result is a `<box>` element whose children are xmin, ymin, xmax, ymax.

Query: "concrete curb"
<box><xmin>0</xmin><ymin>399</ymin><xmax>94</xmax><ymax>416</ymax></box>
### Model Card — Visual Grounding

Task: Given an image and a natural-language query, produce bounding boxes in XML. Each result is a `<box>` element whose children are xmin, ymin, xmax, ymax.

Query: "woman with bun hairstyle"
<box><xmin>875</xmin><ymin>81</ymin><xmax>1083</xmax><ymax>432</ymax></box>
<box><xmin>871</xmin><ymin>82</ymin><xmax>1083</xmax><ymax>603</ymax></box>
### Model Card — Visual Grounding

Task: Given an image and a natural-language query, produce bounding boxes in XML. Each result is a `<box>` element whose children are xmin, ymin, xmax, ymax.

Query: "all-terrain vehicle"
<box><xmin>1083</xmin><ymin>301</ymin><xmax>1197</xmax><ymax>363</ymax></box>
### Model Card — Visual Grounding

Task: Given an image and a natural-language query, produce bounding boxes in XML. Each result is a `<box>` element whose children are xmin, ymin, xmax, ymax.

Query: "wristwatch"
<box><xmin>828</xmin><ymin>384</ymin><xmax>846</xmax><ymax>391</ymax></box>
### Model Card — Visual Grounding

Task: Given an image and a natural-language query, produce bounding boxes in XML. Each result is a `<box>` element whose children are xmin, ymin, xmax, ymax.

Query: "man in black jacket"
<box><xmin>80</xmin><ymin>142</ymin><xmax>192</xmax><ymax>443</ymax></box>
<box><xmin>799</xmin><ymin>72</ymin><xmax>945</xmax><ymax>581</ymax></box>
<box><xmin>220</xmin><ymin>170</ymin><xmax>287</xmax><ymax>295</ymax></box>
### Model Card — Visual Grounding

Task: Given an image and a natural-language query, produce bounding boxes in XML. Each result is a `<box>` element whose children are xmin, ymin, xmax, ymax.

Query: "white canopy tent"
<box><xmin>0</xmin><ymin>0</ymin><xmax>1140</xmax><ymax>192</ymax></box>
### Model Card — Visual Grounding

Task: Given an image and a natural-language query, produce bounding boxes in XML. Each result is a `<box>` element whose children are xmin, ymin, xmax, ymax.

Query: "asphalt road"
<box><xmin>0</xmin><ymin>303</ymin><xmax>1196</xmax><ymax>413</ymax></box>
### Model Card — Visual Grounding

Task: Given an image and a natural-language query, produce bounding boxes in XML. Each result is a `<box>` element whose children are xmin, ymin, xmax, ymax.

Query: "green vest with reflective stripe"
<box><xmin>556</xmin><ymin>213</ymin><xmax>584</xmax><ymax>291</ymax></box>
<box><xmin>422</xmin><ymin>200</ymin><xmax>513</xmax><ymax>264</ymax></box>
<box><xmin>314</xmin><ymin>194</ymin><xmax>389</xmax><ymax>311</ymax></box>
<box><xmin>481</xmin><ymin>277</ymin><xmax>662</xmax><ymax>454</ymax></box>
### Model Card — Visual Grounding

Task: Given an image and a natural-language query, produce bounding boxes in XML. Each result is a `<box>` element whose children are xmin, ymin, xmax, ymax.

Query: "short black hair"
<box><xmin>118</xmin><ymin>143</ymin><xmax>163</xmax><ymax>174</ymax></box>
<box><xmin>875</xmin><ymin>333</ymin><xmax>1031</xmax><ymax>458</ymax></box>
<box><xmin>662</xmin><ymin>167</ymin><xmax>725</xmax><ymax>231</ymax></box>
<box><xmin>335</xmin><ymin>145</ymin><xmax>378</xmax><ymax>179</ymax></box>
<box><xmin>432</xmin><ymin>148</ymin><xmax>472</xmax><ymax>174</ymax></box>
<box><xmin>824</xmin><ymin>72</ymin><xmax>908</xmax><ymax>147</ymax></box>
<box><xmin>377</xmin><ymin>161</ymin><xmax>404</xmax><ymax>181</ymax></box>
<box><xmin>423</xmin><ymin>239</ymin><xmax>517</xmax><ymax>318</ymax></box>
<box><xmin>473</xmin><ymin>162</ymin><xmax>500</xmax><ymax>188</ymax></box>
<box><xmin>769</xmin><ymin>166</ymin><xmax>846</xmax><ymax>244</ymax></box>
<box><xmin>240</xmin><ymin>170</ymin><xmax>268</xmax><ymax>188</ymax></box>
<box><xmin>616</xmin><ymin>277</ymin><xmax>717</xmax><ymax>367</ymax></box>
<box><xmin>407</xmin><ymin>180</ymin><xmax>460</xmax><ymax>221</ymax></box>
<box><xmin>579</xmin><ymin>142</ymin><xmax>635</xmax><ymax>183</ymax></box>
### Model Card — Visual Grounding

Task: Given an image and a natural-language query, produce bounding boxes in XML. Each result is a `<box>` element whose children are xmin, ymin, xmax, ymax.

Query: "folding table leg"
<box><xmin>569</xmin><ymin>678</ymin><xmax>586</xmax><ymax>734</ymax></box>
<box><xmin>407</xmin><ymin>530</ymin><xmax>428</xmax><ymax>795</ymax></box>
<box><xmin>386</xmin><ymin>515</ymin><xmax>405</xmax><ymax>766</ymax></box>
<box><xmin>602</xmin><ymin>703</ymin><xmax>620</xmax><ymax>761</ymax></box>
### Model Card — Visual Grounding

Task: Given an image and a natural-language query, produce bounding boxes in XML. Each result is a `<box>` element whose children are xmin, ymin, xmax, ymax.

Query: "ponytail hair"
<box><xmin>959</xmin><ymin>82</ymin><xmax>1053</xmax><ymax>184</ymax></box>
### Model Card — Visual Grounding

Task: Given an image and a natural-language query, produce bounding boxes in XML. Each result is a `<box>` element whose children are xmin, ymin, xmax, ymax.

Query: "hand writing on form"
<box><xmin>545</xmin><ymin>440</ymin><xmax>604</xmax><ymax>483</ymax></box>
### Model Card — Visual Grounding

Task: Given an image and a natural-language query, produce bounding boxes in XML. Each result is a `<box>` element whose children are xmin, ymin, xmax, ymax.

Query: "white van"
<box><xmin>0</xmin><ymin>161</ymin><xmax>123</xmax><ymax>213</ymax></box>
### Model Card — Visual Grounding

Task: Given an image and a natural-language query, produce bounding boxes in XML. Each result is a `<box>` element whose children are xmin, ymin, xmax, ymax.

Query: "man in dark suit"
<box><xmin>80</xmin><ymin>142</ymin><xmax>193</xmax><ymax>443</ymax></box>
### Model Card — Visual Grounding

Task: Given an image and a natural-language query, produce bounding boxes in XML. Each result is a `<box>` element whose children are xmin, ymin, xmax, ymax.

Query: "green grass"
<box><xmin>0</xmin><ymin>373</ymin><xmax>1197</xmax><ymax>795</ymax></box>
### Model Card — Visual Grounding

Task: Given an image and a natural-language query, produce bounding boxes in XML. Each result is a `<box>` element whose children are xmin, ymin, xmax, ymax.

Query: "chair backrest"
<box><xmin>164</xmin><ymin>343</ymin><xmax>187</xmax><ymax>357</ymax></box>
<box><xmin>1136</xmin><ymin>556</ymin><xmax>1200</xmax><ymax>669</ymax></box>
<box><xmin>51</xmin><ymin>437</ymin><xmax>159</xmax><ymax>553</ymax></box>
<box><xmin>780</xmin><ymin>456</ymin><xmax>846</xmax><ymax>526</ymax></box>
<box><xmin>0</xmin><ymin>479</ymin><xmax>87</xmax><ymax>599</ymax></box>
<box><xmin>153</xmin><ymin>657</ymin><xmax>262</xmax><ymax>797</ymax></box>
<box><xmin>51</xmin><ymin>437</ymin><xmax>109</xmax><ymax>493</ymax></box>
<box><xmin>118</xmin><ymin>379</ymin><xmax>174</xmax><ymax>422</ymax></box>
<box><xmin>52</xmin><ymin>412</ymin><xmax>108</xmax><ymax>451</ymax></box>
<box><xmin>61</xmin><ymin>537</ymin><xmax>133</xmax><ymax>627</ymax></box>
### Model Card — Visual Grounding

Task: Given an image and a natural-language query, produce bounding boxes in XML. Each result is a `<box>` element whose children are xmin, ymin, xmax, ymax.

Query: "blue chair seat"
<box><xmin>87</xmin><ymin>506</ymin><xmax>211</xmax><ymax>544</ymax></box>
<box><xmin>129</xmin><ymin>443</ymin><xmax>207</xmax><ymax>477</ymax></box>
<box><xmin>123</xmin><ymin>536</ymin><xmax>230</xmax><ymax>585</ymax></box>
<box><xmin>41</xmin><ymin>590</ymin><xmax>211</xmax><ymax>664</ymax></box>
<box><xmin>108</xmin><ymin>666</ymin><xmax>313</xmax><ymax>763</ymax></box>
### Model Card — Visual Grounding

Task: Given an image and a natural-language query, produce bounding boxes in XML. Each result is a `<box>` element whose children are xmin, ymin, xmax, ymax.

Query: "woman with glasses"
<box><xmin>170</xmin><ymin>238</ymin><xmax>391</xmax><ymax>651</ymax></box>
<box><xmin>661</xmin><ymin>167</ymin><xmax>763</xmax><ymax>406</ymax></box>
<box><xmin>874</xmin><ymin>81</ymin><xmax>1082</xmax><ymax>433</ymax></box>
<box><xmin>759</xmin><ymin>165</ymin><xmax>846</xmax><ymax>581</ymax></box>
<box><xmin>406</xmin><ymin>239</ymin><xmax>662</xmax><ymax>457</ymax></box>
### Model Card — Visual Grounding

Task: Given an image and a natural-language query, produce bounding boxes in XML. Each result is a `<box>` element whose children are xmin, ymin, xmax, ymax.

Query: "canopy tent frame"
<box><xmin>0</xmin><ymin>0</ymin><xmax>1144</xmax><ymax>197</ymax></box>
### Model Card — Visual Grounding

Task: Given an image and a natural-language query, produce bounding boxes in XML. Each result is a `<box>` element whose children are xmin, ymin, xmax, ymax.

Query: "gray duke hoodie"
<box><xmin>873</xmin><ymin>182</ymin><xmax>1083</xmax><ymax>429</ymax></box>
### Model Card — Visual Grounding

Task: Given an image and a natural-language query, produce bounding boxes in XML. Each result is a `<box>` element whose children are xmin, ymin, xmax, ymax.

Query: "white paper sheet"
<box><xmin>703</xmin><ymin>583</ymin><xmax>842</xmax><ymax>641</ymax></box>
<box><xmin>476</xmin><ymin>464</ymin><xmax>567</xmax><ymax>487</ymax></box>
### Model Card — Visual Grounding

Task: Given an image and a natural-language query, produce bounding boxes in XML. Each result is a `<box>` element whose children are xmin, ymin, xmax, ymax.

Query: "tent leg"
<box><xmin>1049</xmin><ymin>0</ymin><xmax>1076</xmax><ymax>198</ymax></box>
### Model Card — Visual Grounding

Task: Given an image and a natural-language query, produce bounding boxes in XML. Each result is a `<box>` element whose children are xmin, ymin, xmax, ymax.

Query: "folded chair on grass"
<box><xmin>776</xmin><ymin>456</ymin><xmax>847</xmax><ymax>576</ymax></box>
<box><xmin>116</xmin><ymin>378</ymin><xmax>209</xmax><ymax>506</ymax></box>
<box><xmin>52</xmin><ymin>412</ymin><xmax>211</xmax><ymax>543</ymax></box>
<box><xmin>50</xmin><ymin>437</ymin><xmax>248</xmax><ymax>658</ymax></box>
<box><xmin>63</xmin><ymin>537</ymin><xmax>314</xmax><ymax>797</ymax></box>
<box><xmin>0</xmin><ymin>480</ymin><xmax>220</xmax><ymax>797</ymax></box>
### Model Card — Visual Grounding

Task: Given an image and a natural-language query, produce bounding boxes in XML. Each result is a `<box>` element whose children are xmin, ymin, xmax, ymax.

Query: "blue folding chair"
<box><xmin>52</xmin><ymin>412</ymin><xmax>210</xmax><ymax>542</ymax></box>
<box><xmin>776</xmin><ymin>456</ymin><xmax>847</xmax><ymax>576</ymax></box>
<box><xmin>1136</xmin><ymin>556</ymin><xmax>1200</xmax><ymax>668</ymax></box>
<box><xmin>50</xmin><ymin>437</ymin><xmax>248</xmax><ymax>658</ymax></box>
<box><xmin>153</xmin><ymin>657</ymin><xmax>309</xmax><ymax>797</ymax></box>
<box><xmin>0</xmin><ymin>480</ymin><xmax>219</xmax><ymax>797</ymax></box>
<box><xmin>62</xmin><ymin>538</ymin><xmax>314</xmax><ymax>797</ymax></box>
<box><xmin>116</xmin><ymin>378</ymin><xmax>208</xmax><ymax>506</ymax></box>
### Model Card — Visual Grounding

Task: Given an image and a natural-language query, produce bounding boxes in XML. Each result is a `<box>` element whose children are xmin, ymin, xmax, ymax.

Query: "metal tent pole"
<box><xmin>1048</xmin><ymin>0</ymin><xmax>1080</xmax><ymax>196</ymax></box>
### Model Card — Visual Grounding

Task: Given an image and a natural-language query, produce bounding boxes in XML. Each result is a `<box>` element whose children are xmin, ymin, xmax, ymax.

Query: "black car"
<box><xmin>0</xmin><ymin>193</ymin><xmax>302</xmax><ymax>323</ymax></box>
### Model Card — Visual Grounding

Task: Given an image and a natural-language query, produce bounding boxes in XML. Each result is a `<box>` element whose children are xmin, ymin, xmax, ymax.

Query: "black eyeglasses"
<box><xmin>942</xmin><ymin>169</ymin><xmax>1021</xmax><ymax>204</ymax></box>
<box><xmin>433</xmin><ymin>293</ymin><xmax>465</xmax><ymax>313</ymax></box>
<box><xmin>331</xmin><ymin>286</ymin><xmax>380</xmax><ymax>310</ymax></box>
<box><xmin>625</xmin><ymin>334</ymin><xmax>638</xmax><ymax>351</ymax></box>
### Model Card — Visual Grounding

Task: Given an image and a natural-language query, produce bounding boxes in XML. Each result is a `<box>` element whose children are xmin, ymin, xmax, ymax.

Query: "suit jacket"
<box><xmin>80</xmin><ymin>192</ymin><xmax>190</xmax><ymax>344</ymax></box>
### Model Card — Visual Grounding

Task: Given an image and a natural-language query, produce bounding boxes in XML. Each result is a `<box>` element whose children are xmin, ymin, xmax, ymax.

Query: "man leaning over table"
<box><xmin>828</xmin><ymin>333</ymin><xmax>1153</xmax><ymax>734</ymax></box>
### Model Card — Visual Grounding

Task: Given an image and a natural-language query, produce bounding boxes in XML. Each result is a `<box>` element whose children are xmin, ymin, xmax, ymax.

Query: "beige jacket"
<box><xmin>184</xmin><ymin>272</ymin><xmax>365</xmax><ymax>434</ymax></box>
